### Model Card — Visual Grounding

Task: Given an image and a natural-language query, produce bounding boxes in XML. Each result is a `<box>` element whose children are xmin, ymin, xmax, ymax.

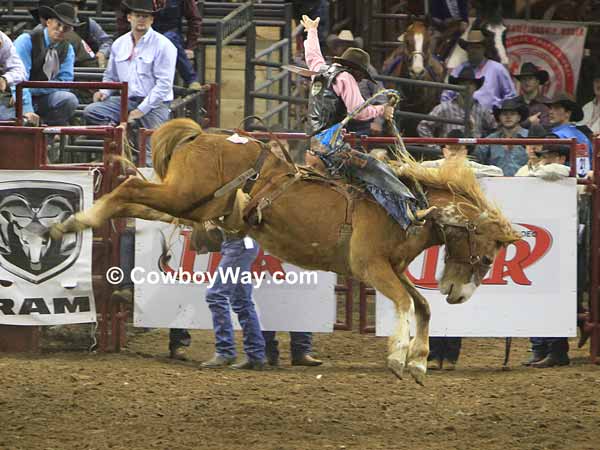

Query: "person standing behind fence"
<box><xmin>0</xmin><ymin>31</ymin><xmax>27</xmax><ymax>121</ymax></box>
<box><xmin>441</xmin><ymin>30</ymin><xmax>516</xmax><ymax>110</ymax></box>
<box><xmin>474</xmin><ymin>98</ymin><xmax>529</xmax><ymax>176</ymax></box>
<box><xmin>201</xmin><ymin>236</ymin><xmax>267</xmax><ymax>370</ymax></box>
<box><xmin>152</xmin><ymin>0</ymin><xmax>203</xmax><ymax>90</ymax></box>
<box><xmin>83</xmin><ymin>0</ymin><xmax>176</xmax><ymax>167</ymax></box>
<box><xmin>514</xmin><ymin>124</ymin><xmax>546</xmax><ymax>176</ymax></box>
<box><xmin>417</xmin><ymin>66</ymin><xmax>497</xmax><ymax>138</ymax></box>
<box><xmin>11</xmin><ymin>2</ymin><xmax>80</xmax><ymax>127</ymax></box>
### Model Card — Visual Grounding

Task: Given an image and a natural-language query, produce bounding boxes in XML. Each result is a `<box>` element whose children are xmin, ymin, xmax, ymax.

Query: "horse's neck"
<box><xmin>426</xmin><ymin>187</ymin><xmax>478</xmax><ymax>226</ymax></box>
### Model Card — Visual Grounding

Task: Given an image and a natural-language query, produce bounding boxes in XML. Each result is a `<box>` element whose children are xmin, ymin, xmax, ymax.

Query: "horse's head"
<box><xmin>404</xmin><ymin>20</ymin><xmax>431</xmax><ymax>78</ymax></box>
<box><xmin>434</xmin><ymin>204</ymin><xmax>521</xmax><ymax>304</ymax></box>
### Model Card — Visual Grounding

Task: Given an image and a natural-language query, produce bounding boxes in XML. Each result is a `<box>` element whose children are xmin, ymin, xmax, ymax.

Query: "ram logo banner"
<box><xmin>0</xmin><ymin>181</ymin><xmax>83</xmax><ymax>284</ymax></box>
<box><xmin>0</xmin><ymin>172</ymin><xmax>96</xmax><ymax>326</ymax></box>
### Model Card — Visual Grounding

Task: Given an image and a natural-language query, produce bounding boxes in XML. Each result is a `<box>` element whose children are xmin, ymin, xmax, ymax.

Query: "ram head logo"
<box><xmin>0</xmin><ymin>184</ymin><xmax>83</xmax><ymax>284</ymax></box>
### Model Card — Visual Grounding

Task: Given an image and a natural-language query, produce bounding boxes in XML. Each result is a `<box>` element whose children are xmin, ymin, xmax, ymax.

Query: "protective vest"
<box><xmin>29</xmin><ymin>27</ymin><xmax>69</xmax><ymax>81</ymax></box>
<box><xmin>308</xmin><ymin>64</ymin><xmax>349</xmax><ymax>134</ymax></box>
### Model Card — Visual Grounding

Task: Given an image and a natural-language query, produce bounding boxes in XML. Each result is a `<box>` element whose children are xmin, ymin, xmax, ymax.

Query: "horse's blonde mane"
<box><xmin>393</xmin><ymin>157</ymin><xmax>520</xmax><ymax>242</ymax></box>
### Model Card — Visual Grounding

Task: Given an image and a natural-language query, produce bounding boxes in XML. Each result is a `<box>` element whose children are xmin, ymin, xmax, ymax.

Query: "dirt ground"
<box><xmin>1</xmin><ymin>330</ymin><xmax>599</xmax><ymax>450</ymax></box>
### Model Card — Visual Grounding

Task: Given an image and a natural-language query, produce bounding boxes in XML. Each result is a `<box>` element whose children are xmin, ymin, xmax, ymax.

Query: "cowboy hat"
<box><xmin>446</xmin><ymin>128</ymin><xmax>474</xmax><ymax>154</ymax></box>
<box><xmin>535</xmin><ymin>133</ymin><xmax>570</xmax><ymax>157</ymax></box>
<box><xmin>332</xmin><ymin>47</ymin><xmax>375</xmax><ymax>83</ymax></box>
<box><xmin>122</xmin><ymin>0</ymin><xmax>155</xmax><ymax>14</ymax></box>
<box><xmin>448</xmin><ymin>66</ymin><xmax>485</xmax><ymax>89</ymax></box>
<box><xmin>38</xmin><ymin>2</ymin><xmax>82</xmax><ymax>27</ymax></box>
<box><xmin>544</xmin><ymin>91</ymin><xmax>584</xmax><ymax>122</ymax></box>
<box><xmin>458</xmin><ymin>29</ymin><xmax>486</xmax><ymax>50</ymax></box>
<box><xmin>492</xmin><ymin>97</ymin><xmax>529</xmax><ymax>122</ymax></box>
<box><xmin>326</xmin><ymin>30</ymin><xmax>364</xmax><ymax>50</ymax></box>
<box><xmin>514</xmin><ymin>62</ymin><xmax>550</xmax><ymax>85</ymax></box>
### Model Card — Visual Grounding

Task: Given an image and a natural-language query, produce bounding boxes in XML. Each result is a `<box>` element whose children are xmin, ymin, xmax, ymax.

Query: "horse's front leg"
<box><xmin>364</xmin><ymin>259</ymin><xmax>413</xmax><ymax>382</ymax></box>
<box><xmin>400</xmin><ymin>273</ymin><xmax>430</xmax><ymax>385</ymax></box>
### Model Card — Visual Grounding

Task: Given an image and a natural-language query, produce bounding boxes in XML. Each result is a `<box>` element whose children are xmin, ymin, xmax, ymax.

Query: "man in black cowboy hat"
<box><xmin>441</xmin><ymin>29</ymin><xmax>516</xmax><ymax>110</ymax></box>
<box><xmin>84</xmin><ymin>0</ymin><xmax>177</xmax><ymax>165</ymax></box>
<box><xmin>514</xmin><ymin>123</ymin><xmax>546</xmax><ymax>177</ymax></box>
<box><xmin>578</xmin><ymin>66</ymin><xmax>600</xmax><ymax>135</ymax></box>
<box><xmin>418</xmin><ymin>66</ymin><xmax>497</xmax><ymax>138</ymax></box>
<box><xmin>514</xmin><ymin>62</ymin><xmax>551</xmax><ymax>129</ymax></box>
<box><xmin>31</xmin><ymin>0</ymin><xmax>113</xmax><ymax>69</ymax></box>
<box><xmin>12</xmin><ymin>2</ymin><xmax>80</xmax><ymax>126</ymax></box>
<box><xmin>475</xmin><ymin>97</ymin><xmax>529</xmax><ymax>176</ymax></box>
<box><xmin>545</xmin><ymin>91</ymin><xmax>592</xmax><ymax>177</ymax></box>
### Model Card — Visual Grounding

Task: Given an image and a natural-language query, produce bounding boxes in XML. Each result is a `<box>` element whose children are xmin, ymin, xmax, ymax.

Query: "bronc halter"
<box><xmin>433</xmin><ymin>220</ymin><xmax>493</xmax><ymax>284</ymax></box>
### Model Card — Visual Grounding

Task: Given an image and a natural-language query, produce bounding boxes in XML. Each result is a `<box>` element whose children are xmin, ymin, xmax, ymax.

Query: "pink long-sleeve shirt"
<box><xmin>304</xmin><ymin>28</ymin><xmax>384</xmax><ymax>121</ymax></box>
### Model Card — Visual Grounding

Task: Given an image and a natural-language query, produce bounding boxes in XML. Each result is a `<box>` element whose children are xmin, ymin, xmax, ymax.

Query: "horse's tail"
<box><xmin>151</xmin><ymin>118</ymin><xmax>203</xmax><ymax>180</ymax></box>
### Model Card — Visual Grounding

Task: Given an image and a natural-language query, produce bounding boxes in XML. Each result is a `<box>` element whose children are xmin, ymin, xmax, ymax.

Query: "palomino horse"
<box><xmin>381</xmin><ymin>20</ymin><xmax>446</xmax><ymax>136</ymax></box>
<box><xmin>52</xmin><ymin>119</ymin><xmax>520</xmax><ymax>384</ymax></box>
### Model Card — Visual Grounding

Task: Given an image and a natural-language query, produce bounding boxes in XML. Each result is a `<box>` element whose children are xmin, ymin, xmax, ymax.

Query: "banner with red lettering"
<box><xmin>376</xmin><ymin>177</ymin><xmax>577</xmax><ymax>337</ymax></box>
<box><xmin>506</xmin><ymin>20</ymin><xmax>587</xmax><ymax>97</ymax></box>
<box><xmin>133</xmin><ymin>220</ymin><xmax>336</xmax><ymax>332</ymax></box>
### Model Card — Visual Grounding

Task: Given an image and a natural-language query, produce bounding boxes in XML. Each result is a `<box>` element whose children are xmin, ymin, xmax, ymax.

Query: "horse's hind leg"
<box><xmin>399</xmin><ymin>273</ymin><xmax>430</xmax><ymax>385</ymax></box>
<box><xmin>363</xmin><ymin>259</ymin><xmax>413</xmax><ymax>381</ymax></box>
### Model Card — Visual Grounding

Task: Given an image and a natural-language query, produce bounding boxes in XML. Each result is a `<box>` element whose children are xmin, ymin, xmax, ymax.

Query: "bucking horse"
<box><xmin>51</xmin><ymin>118</ymin><xmax>520</xmax><ymax>385</ymax></box>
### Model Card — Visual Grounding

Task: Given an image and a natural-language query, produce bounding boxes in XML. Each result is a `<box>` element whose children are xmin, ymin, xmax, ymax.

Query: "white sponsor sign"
<box><xmin>377</xmin><ymin>177</ymin><xmax>577</xmax><ymax>337</ymax></box>
<box><xmin>0</xmin><ymin>171</ymin><xmax>96</xmax><ymax>326</ymax></box>
<box><xmin>505</xmin><ymin>20</ymin><xmax>587</xmax><ymax>98</ymax></box>
<box><xmin>133</xmin><ymin>219</ymin><xmax>337</xmax><ymax>331</ymax></box>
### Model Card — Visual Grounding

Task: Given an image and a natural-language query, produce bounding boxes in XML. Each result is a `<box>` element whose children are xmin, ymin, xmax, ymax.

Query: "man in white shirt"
<box><xmin>83</xmin><ymin>0</ymin><xmax>177</xmax><ymax>166</ymax></box>
<box><xmin>578</xmin><ymin>67</ymin><xmax>600</xmax><ymax>135</ymax></box>
<box><xmin>0</xmin><ymin>31</ymin><xmax>27</xmax><ymax>121</ymax></box>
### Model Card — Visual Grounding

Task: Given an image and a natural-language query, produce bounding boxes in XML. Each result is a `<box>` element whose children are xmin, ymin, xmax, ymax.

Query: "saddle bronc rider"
<box><xmin>302</xmin><ymin>15</ymin><xmax>429</xmax><ymax>229</ymax></box>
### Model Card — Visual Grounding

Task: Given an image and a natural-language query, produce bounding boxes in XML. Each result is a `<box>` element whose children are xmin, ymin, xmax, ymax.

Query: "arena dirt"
<box><xmin>1</xmin><ymin>331</ymin><xmax>599</xmax><ymax>450</ymax></box>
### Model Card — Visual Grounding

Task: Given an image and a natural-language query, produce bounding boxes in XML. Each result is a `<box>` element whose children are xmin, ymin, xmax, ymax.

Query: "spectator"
<box><xmin>545</xmin><ymin>92</ymin><xmax>592</xmax><ymax>176</ymax></box>
<box><xmin>514</xmin><ymin>62</ymin><xmax>551</xmax><ymax>129</ymax></box>
<box><xmin>0</xmin><ymin>31</ymin><xmax>27</xmax><ymax>121</ymax></box>
<box><xmin>421</xmin><ymin>129</ymin><xmax>504</xmax><ymax>177</ymax></box>
<box><xmin>201</xmin><ymin>236</ymin><xmax>266</xmax><ymax>370</ymax></box>
<box><xmin>83</xmin><ymin>0</ymin><xmax>177</xmax><ymax>166</ymax></box>
<box><xmin>417</xmin><ymin>66</ymin><xmax>497</xmax><ymax>138</ymax></box>
<box><xmin>441</xmin><ymin>30</ymin><xmax>517</xmax><ymax>109</ymax></box>
<box><xmin>474</xmin><ymin>97</ymin><xmax>529</xmax><ymax>176</ymax></box>
<box><xmin>326</xmin><ymin>30</ymin><xmax>386</xmax><ymax>136</ymax></box>
<box><xmin>31</xmin><ymin>0</ymin><xmax>112</xmax><ymax>69</ymax></box>
<box><xmin>12</xmin><ymin>2</ymin><xmax>80</xmax><ymax>127</ymax></box>
<box><xmin>514</xmin><ymin>123</ymin><xmax>546</xmax><ymax>176</ymax></box>
<box><xmin>577</xmin><ymin>66</ymin><xmax>600</xmax><ymax>135</ymax></box>
<box><xmin>152</xmin><ymin>0</ymin><xmax>203</xmax><ymax>89</ymax></box>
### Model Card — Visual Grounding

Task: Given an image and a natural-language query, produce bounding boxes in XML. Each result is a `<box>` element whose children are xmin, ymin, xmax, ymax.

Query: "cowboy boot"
<box><xmin>291</xmin><ymin>354</ymin><xmax>323</xmax><ymax>366</ymax></box>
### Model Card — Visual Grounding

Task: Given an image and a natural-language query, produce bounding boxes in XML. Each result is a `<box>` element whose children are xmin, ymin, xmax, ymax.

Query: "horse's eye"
<box><xmin>482</xmin><ymin>256</ymin><xmax>493</xmax><ymax>266</ymax></box>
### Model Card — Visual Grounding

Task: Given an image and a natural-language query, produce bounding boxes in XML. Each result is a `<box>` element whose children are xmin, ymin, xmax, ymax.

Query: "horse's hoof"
<box><xmin>387</xmin><ymin>358</ymin><xmax>405</xmax><ymax>380</ymax></box>
<box><xmin>408</xmin><ymin>361</ymin><xmax>427</xmax><ymax>386</ymax></box>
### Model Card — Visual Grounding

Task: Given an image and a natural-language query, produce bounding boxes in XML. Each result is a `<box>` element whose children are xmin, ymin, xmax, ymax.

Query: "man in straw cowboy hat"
<box><xmin>302</xmin><ymin>15</ymin><xmax>432</xmax><ymax>229</ymax></box>
<box><xmin>84</xmin><ymin>0</ymin><xmax>177</xmax><ymax>166</ymax></box>
<box><xmin>475</xmin><ymin>97</ymin><xmax>529</xmax><ymax>176</ymax></box>
<box><xmin>514</xmin><ymin>62</ymin><xmax>551</xmax><ymax>129</ymax></box>
<box><xmin>12</xmin><ymin>2</ymin><xmax>81</xmax><ymax>126</ymax></box>
<box><xmin>545</xmin><ymin>91</ymin><xmax>592</xmax><ymax>177</ymax></box>
<box><xmin>441</xmin><ymin>29</ymin><xmax>516</xmax><ymax>110</ymax></box>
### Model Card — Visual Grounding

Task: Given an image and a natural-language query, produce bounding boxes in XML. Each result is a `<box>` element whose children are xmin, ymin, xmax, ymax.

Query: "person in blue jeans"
<box><xmin>263</xmin><ymin>331</ymin><xmax>322</xmax><ymax>367</ymax></box>
<box><xmin>427</xmin><ymin>337</ymin><xmax>462</xmax><ymax>371</ymax></box>
<box><xmin>201</xmin><ymin>236</ymin><xmax>266</xmax><ymax>370</ymax></box>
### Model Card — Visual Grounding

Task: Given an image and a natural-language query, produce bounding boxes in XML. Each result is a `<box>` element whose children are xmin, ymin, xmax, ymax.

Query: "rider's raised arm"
<box><xmin>304</xmin><ymin>27</ymin><xmax>326</xmax><ymax>73</ymax></box>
